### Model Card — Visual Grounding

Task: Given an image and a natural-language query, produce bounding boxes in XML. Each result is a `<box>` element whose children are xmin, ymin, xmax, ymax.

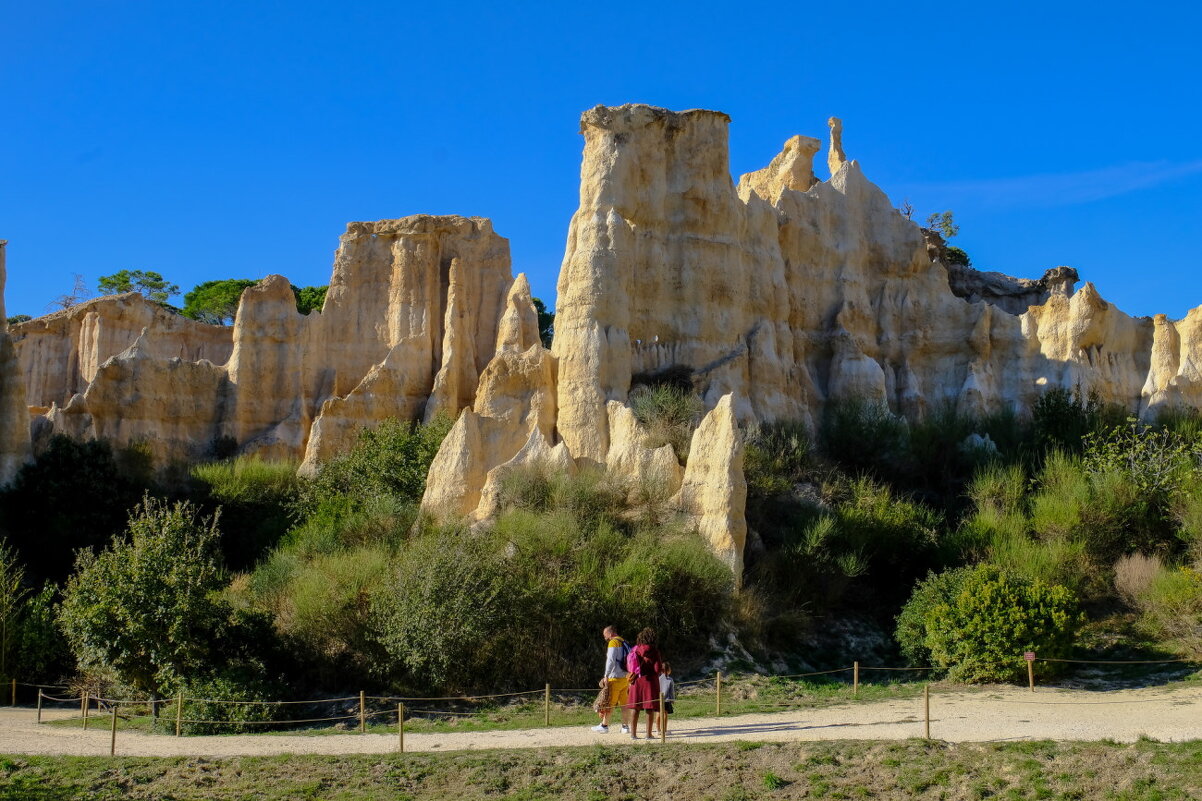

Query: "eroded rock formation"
<box><xmin>0</xmin><ymin>242</ymin><xmax>31</xmax><ymax>483</ymax></box>
<box><xmin>7</xmin><ymin>104</ymin><xmax>1202</xmax><ymax>582</ymax></box>
<box><xmin>10</xmin><ymin>215</ymin><xmax>515</xmax><ymax>468</ymax></box>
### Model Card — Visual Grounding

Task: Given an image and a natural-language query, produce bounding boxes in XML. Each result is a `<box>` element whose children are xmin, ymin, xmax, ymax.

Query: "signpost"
<box><xmin>1024</xmin><ymin>652</ymin><xmax>1036</xmax><ymax>692</ymax></box>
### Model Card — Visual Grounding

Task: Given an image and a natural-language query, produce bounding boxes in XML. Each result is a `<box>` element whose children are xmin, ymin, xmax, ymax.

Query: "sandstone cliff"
<box><xmin>8</xmin><ymin>105</ymin><xmax>1202</xmax><ymax>584</ymax></box>
<box><xmin>0</xmin><ymin>242</ymin><xmax>31</xmax><ymax>483</ymax></box>
<box><xmin>424</xmin><ymin>104</ymin><xmax>1202</xmax><ymax>581</ymax></box>
<box><xmin>9</xmin><ymin>215</ymin><xmax>516</xmax><ymax>468</ymax></box>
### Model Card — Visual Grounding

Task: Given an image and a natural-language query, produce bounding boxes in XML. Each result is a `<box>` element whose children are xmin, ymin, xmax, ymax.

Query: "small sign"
<box><xmin>1024</xmin><ymin>651</ymin><xmax>1036</xmax><ymax>662</ymax></box>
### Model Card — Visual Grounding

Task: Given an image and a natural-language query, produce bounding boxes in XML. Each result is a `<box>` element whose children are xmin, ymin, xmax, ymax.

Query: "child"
<box><xmin>654</xmin><ymin>662</ymin><xmax>675</xmax><ymax>736</ymax></box>
<box><xmin>592</xmin><ymin>678</ymin><xmax>612</xmax><ymax>729</ymax></box>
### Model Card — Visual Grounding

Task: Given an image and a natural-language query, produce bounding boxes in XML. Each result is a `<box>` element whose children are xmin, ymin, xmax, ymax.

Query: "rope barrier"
<box><xmin>368</xmin><ymin>689</ymin><xmax>544</xmax><ymax>702</ymax></box>
<box><xmin>1037</xmin><ymin>657</ymin><xmax>1197</xmax><ymax>665</ymax></box>
<box><xmin>23</xmin><ymin>652</ymin><xmax>1201</xmax><ymax>738</ymax></box>
<box><xmin>179</xmin><ymin>695</ymin><xmax>358</xmax><ymax>706</ymax></box>
<box><xmin>39</xmin><ymin>693</ymin><xmax>84</xmax><ymax>703</ymax></box>
<box><xmin>770</xmin><ymin>667</ymin><xmax>855</xmax><ymax>679</ymax></box>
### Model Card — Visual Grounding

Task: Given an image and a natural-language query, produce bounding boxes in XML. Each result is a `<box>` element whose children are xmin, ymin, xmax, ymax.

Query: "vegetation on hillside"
<box><xmin>4</xmin><ymin>382</ymin><xmax>1202</xmax><ymax>708</ymax></box>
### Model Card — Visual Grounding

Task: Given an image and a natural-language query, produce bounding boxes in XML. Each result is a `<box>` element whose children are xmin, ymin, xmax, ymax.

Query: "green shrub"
<box><xmin>819</xmin><ymin>398</ymin><xmax>908</xmax><ymax>477</ymax></box>
<box><xmin>967</xmin><ymin>463</ymin><xmax>1027</xmax><ymax>517</ymax></box>
<box><xmin>1031</xmin><ymin>388</ymin><xmax>1125</xmax><ymax>456</ymax></box>
<box><xmin>1082</xmin><ymin>421</ymin><xmax>1201</xmax><ymax>505</ymax></box>
<box><xmin>919</xmin><ymin>564</ymin><xmax>1081</xmax><ymax>682</ymax></box>
<box><xmin>13</xmin><ymin>584</ymin><xmax>71</xmax><ymax>682</ymax></box>
<box><xmin>895</xmin><ymin>567</ymin><xmax>971</xmax><ymax>667</ymax></box>
<box><xmin>297</xmin><ymin>416</ymin><xmax>451</xmax><ymax>515</ymax></box>
<box><xmin>986</xmin><ymin>527</ymin><xmax>1090</xmax><ymax>595</ymax></box>
<box><xmin>0</xmin><ymin>435</ymin><xmax>150</xmax><ymax>581</ymax></box>
<box><xmin>191</xmin><ymin>456</ymin><xmax>301</xmax><ymax>570</ymax></box>
<box><xmin>744</xmin><ymin>420</ymin><xmax>811</xmax><ymax>498</ymax></box>
<box><xmin>1130</xmin><ymin>564</ymin><xmax>1202</xmax><ymax>658</ymax></box>
<box><xmin>749</xmin><ymin>474</ymin><xmax>942</xmax><ymax>618</ymax></box>
<box><xmin>58</xmin><ymin>497</ymin><xmax>276</xmax><ymax>698</ymax></box>
<box><xmin>284</xmin><ymin>495</ymin><xmax>416</xmax><ymax>557</ymax></box>
<box><xmin>370</xmin><ymin>532</ymin><xmax>514</xmax><ymax>691</ymax></box>
<box><xmin>175</xmin><ymin>672</ymin><xmax>282</xmax><ymax>734</ymax></box>
<box><xmin>629</xmin><ymin>384</ymin><xmax>703</xmax><ymax>463</ymax></box>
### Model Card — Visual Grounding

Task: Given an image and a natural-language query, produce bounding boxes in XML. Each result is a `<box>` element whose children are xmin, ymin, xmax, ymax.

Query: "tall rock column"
<box><xmin>677</xmin><ymin>394</ymin><xmax>747</xmax><ymax>586</ymax></box>
<box><xmin>0</xmin><ymin>242</ymin><xmax>34</xmax><ymax>481</ymax></box>
<box><xmin>552</xmin><ymin>105</ymin><xmax>787</xmax><ymax>464</ymax></box>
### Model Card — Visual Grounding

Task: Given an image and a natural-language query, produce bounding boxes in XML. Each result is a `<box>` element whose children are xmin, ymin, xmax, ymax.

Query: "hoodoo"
<box><xmin>6</xmin><ymin>104</ymin><xmax>1202</xmax><ymax>579</ymax></box>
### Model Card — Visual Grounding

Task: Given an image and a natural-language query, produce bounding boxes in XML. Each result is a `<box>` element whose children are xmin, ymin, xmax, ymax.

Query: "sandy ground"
<box><xmin>5</xmin><ymin>685</ymin><xmax>1201</xmax><ymax>758</ymax></box>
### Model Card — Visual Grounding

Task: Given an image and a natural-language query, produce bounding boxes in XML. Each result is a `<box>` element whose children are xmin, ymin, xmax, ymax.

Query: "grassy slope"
<box><xmin>1</xmin><ymin>740</ymin><xmax>1200</xmax><ymax>800</ymax></box>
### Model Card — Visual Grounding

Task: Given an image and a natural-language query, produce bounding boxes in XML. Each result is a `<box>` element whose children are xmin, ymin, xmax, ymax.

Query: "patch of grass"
<box><xmin>3</xmin><ymin>740</ymin><xmax>1201</xmax><ymax>800</ymax></box>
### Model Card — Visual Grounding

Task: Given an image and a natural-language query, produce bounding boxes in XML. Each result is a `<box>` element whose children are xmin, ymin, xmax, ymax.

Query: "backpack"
<box><xmin>625</xmin><ymin>643</ymin><xmax>640</xmax><ymax>677</ymax></box>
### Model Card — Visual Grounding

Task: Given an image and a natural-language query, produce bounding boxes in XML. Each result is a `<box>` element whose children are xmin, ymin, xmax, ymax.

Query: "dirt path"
<box><xmin>5</xmin><ymin>685</ymin><xmax>1201</xmax><ymax>757</ymax></box>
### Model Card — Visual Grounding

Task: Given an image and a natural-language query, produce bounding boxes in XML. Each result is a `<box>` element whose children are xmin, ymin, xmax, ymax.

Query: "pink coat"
<box><xmin>626</xmin><ymin>644</ymin><xmax>663</xmax><ymax>711</ymax></box>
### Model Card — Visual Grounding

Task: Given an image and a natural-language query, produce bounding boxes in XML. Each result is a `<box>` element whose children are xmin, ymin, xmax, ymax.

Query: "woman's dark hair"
<box><xmin>636</xmin><ymin>627</ymin><xmax>657</xmax><ymax>646</ymax></box>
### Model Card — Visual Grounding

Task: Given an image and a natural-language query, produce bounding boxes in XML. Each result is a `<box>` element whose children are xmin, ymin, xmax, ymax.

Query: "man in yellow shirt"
<box><xmin>591</xmin><ymin>625</ymin><xmax>631</xmax><ymax>733</ymax></box>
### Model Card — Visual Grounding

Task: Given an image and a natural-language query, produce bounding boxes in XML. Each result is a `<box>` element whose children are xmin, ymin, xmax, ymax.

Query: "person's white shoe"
<box><xmin>591</xmin><ymin>724</ymin><xmax>609</xmax><ymax>733</ymax></box>
<box><xmin>620</xmin><ymin>724</ymin><xmax>630</xmax><ymax>734</ymax></box>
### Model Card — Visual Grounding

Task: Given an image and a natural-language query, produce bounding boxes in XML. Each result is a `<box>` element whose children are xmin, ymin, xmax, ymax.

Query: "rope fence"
<box><xmin>11</xmin><ymin>651</ymin><xmax>1201</xmax><ymax>754</ymax></box>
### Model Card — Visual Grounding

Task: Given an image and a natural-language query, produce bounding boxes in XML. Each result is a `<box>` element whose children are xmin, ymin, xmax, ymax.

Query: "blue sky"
<box><xmin>2</xmin><ymin>1</ymin><xmax>1200</xmax><ymax>320</ymax></box>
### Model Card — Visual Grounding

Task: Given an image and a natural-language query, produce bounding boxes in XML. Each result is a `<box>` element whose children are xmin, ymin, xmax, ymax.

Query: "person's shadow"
<box><xmin>674</xmin><ymin>716</ymin><xmax>923</xmax><ymax>739</ymax></box>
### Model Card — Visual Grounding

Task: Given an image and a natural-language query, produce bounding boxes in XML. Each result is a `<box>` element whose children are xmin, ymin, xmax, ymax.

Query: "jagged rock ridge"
<box><xmin>6</xmin><ymin>105</ymin><xmax>1202</xmax><ymax>579</ymax></box>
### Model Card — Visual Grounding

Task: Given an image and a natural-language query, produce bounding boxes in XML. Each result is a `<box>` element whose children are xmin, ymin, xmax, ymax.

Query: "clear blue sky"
<box><xmin>3</xmin><ymin>1</ymin><xmax>1200</xmax><ymax>320</ymax></box>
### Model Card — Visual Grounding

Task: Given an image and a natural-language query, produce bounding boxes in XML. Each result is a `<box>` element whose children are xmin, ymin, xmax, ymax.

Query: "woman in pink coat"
<box><xmin>626</xmin><ymin>627</ymin><xmax>663</xmax><ymax>739</ymax></box>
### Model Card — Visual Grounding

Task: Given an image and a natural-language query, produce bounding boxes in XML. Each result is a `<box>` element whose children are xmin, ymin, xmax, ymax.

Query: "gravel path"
<box><xmin>5</xmin><ymin>685</ymin><xmax>1201</xmax><ymax>757</ymax></box>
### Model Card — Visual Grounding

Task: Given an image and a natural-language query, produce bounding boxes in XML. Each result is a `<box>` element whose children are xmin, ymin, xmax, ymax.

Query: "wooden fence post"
<box><xmin>359</xmin><ymin>690</ymin><xmax>366</xmax><ymax>734</ymax></box>
<box><xmin>397</xmin><ymin>703</ymin><xmax>404</xmax><ymax>753</ymax></box>
<box><xmin>175</xmin><ymin>693</ymin><xmax>183</xmax><ymax>737</ymax></box>
<box><xmin>544</xmin><ymin>684</ymin><xmax>551</xmax><ymax>726</ymax></box>
<box><xmin>715</xmin><ymin>671</ymin><xmax>722</xmax><ymax>716</ymax></box>
<box><xmin>10</xmin><ymin>678</ymin><xmax>15</xmax><ymax>706</ymax></box>
<box><xmin>36</xmin><ymin>690</ymin><xmax>42</xmax><ymax>724</ymax></box>
<box><xmin>82</xmin><ymin>692</ymin><xmax>89</xmax><ymax>730</ymax></box>
<box><xmin>923</xmin><ymin>684</ymin><xmax>930</xmax><ymax>740</ymax></box>
<box><xmin>110</xmin><ymin>703</ymin><xmax>118</xmax><ymax>756</ymax></box>
<box><xmin>853</xmin><ymin>662</ymin><xmax>860</xmax><ymax>698</ymax></box>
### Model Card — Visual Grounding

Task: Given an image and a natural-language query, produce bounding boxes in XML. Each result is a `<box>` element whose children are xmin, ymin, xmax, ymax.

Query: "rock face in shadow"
<box><xmin>7</xmin><ymin>105</ymin><xmax>1202</xmax><ymax>582</ymax></box>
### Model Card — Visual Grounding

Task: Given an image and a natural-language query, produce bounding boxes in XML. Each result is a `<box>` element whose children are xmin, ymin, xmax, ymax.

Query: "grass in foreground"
<box><xmin>2</xmin><ymin>739</ymin><xmax>1200</xmax><ymax>800</ymax></box>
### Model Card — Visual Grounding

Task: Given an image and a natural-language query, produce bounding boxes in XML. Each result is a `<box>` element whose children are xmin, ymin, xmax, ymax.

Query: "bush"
<box><xmin>1114</xmin><ymin>553</ymin><xmax>1163</xmax><ymax>605</ymax></box>
<box><xmin>1031</xmin><ymin>388</ymin><xmax>1125</xmax><ymax>456</ymax></box>
<box><xmin>628</xmin><ymin>384</ymin><xmax>703</xmax><ymax>463</ymax></box>
<box><xmin>744</xmin><ymin>420</ymin><xmax>811</xmax><ymax>498</ymax></box>
<box><xmin>819</xmin><ymin>398</ymin><xmax>908</xmax><ymax>478</ymax></box>
<box><xmin>13</xmin><ymin>584</ymin><xmax>71</xmax><ymax>682</ymax></box>
<box><xmin>0</xmin><ymin>435</ymin><xmax>150</xmax><ymax>581</ymax></box>
<box><xmin>370</xmin><ymin>532</ymin><xmax>514</xmax><ymax>691</ymax></box>
<box><xmin>749</xmin><ymin>474</ymin><xmax>942</xmax><ymax>618</ymax></box>
<box><xmin>1129</xmin><ymin>563</ymin><xmax>1202</xmax><ymax>658</ymax></box>
<box><xmin>58</xmin><ymin>497</ymin><xmax>273</xmax><ymax>698</ymax></box>
<box><xmin>895</xmin><ymin>568</ymin><xmax>971</xmax><ymax>667</ymax></box>
<box><xmin>190</xmin><ymin>456</ymin><xmax>301</xmax><ymax>571</ymax></box>
<box><xmin>297</xmin><ymin>417</ymin><xmax>451</xmax><ymax>516</ymax></box>
<box><xmin>175</xmin><ymin>672</ymin><xmax>282</xmax><ymax>734</ymax></box>
<box><xmin>917</xmin><ymin>564</ymin><xmax>1081</xmax><ymax>682</ymax></box>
